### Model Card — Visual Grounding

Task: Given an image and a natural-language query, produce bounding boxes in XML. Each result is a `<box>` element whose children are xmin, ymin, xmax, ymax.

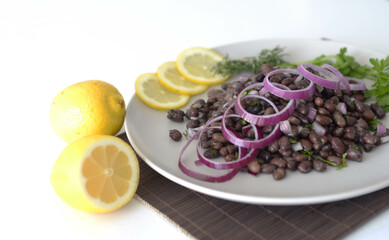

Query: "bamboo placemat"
<box><xmin>119</xmin><ymin>133</ymin><xmax>389</xmax><ymax>240</ymax></box>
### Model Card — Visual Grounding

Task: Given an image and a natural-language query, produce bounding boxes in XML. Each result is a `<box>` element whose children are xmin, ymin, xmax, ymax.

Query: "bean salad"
<box><xmin>167</xmin><ymin>64</ymin><xmax>389</xmax><ymax>181</ymax></box>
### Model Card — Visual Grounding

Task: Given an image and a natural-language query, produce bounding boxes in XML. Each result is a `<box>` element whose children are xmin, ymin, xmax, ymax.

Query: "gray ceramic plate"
<box><xmin>125</xmin><ymin>38</ymin><xmax>388</xmax><ymax>205</ymax></box>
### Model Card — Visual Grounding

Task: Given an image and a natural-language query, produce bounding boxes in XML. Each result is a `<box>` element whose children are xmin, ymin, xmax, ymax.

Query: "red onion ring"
<box><xmin>297</xmin><ymin>63</ymin><xmax>340</xmax><ymax>90</ymax></box>
<box><xmin>263</xmin><ymin>69</ymin><xmax>315</xmax><ymax>99</ymax></box>
<box><xmin>322</xmin><ymin>64</ymin><xmax>351</xmax><ymax>93</ymax></box>
<box><xmin>344</xmin><ymin>77</ymin><xmax>367</xmax><ymax>91</ymax></box>
<box><xmin>196</xmin><ymin>125</ymin><xmax>261</xmax><ymax>170</ymax></box>
<box><xmin>178</xmin><ymin>130</ymin><xmax>241</xmax><ymax>182</ymax></box>
<box><xmin>222</xmin><ymin>100</ymin><xmax>282</xmax><ymax>149</ymax></box>
<box><xmin>235</xmin><ymin>83</ymin><xmax>297</xmax><ymax>126</ymax></box>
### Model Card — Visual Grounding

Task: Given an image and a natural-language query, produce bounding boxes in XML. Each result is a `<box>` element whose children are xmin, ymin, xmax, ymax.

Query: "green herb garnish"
<box><xmin>317</xmin><ymin>156</ymin><xmax>337</xmax><ymax>166</ymax></box>
<box><xmin>240</xmin><ymin>119</ymin><xmax>247</xmax><ymax>125</ymax></box>
<box><xmin>364</xmin><ymin>57</ymin><xmax>389</xmax><ymax>111</ymax></box>
<box><xmin>301</xmin><ymin>150</ymin><xmax>315</xmax><ymax>156</ymax></box>
<box><xmin>241</xmin><ymin>88</ymin><xmax>255</xmax><ymax>97</ymax></box>
<box><xmin>368</xmin><ymin>119</ymin><xmax>383</xmax><ymax>131</ymax></box>
<box><xmin>353</xmin><ymin>146</ymin><xmax>359</xmax><ymax>150</ymax></box>
<box><xmin>289</xmin><ymin>138</ymin><xmax>298</xmax><ymax>144</ymax></box>
<box><xmin>305</xmin><ymin>124</ymin><xmax>313</xmax><ymax>129</ymax></box>
<box><xmin>336</xmin><ymin>153</ymin><xmax>348</xmax><ymax>170</ymax></box>
<box><xmin>251</xmin><ymin>101</ymin><xmax>261</xmax><ymax>106</ymax></box>
<box><xmin>213</xmin><ymin>46</ymin><xmax>288</xmax><ymax>76</ymax></box>
<box><xmin>210</xmin><ymin>149</ymin><xmax>218</xmax><ymax>156</ymax></box>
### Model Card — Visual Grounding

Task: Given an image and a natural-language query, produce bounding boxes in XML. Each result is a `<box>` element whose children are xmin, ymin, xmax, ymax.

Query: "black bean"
<box><xmin>313</xmin><ymin>159</ymin><xmax>327</xmax><ymax>172</ymax></box>
<box><xmin>299</xmin><ymin>127</ymin><xmax>310</xmax><ymax>138</ymax></box>
<box><xmin>331</xmin><ymin>137</ymin><xmax>346</xmax><ymax>155</ymax></box>
<box><xmin>300</xmin><ymin>139</ymin><xmax>313</xmax><ymax>151</ymax></box>
<box><xmin>315</xmin><ymin>114</ymin><xmax>333</xmax><ymax>126</ymax></box>
<box><xmin>278</xmin><ymin>136</ymin><xmax>291</xmax><ymax>150</ymax></box>
<box><xmin>363</xmin><ymin>134</ymin><xmax>377</xmax><ymax>145</ymax></box>
<box><xmin>288</xmin><ymin>116</ymin><xmax>301</xmax><ymax>125</ymax></box>
<box><xmin>281</xmin><ymin>77</ymin><xmax>294</xmax><ymax>85</ymax></box>
<box><xmin>219</xmin><ymin>147</ymin><xmax>228</xmax><ymax>157</ymax></box>
<box><xmin>293</xmin><ymin>152</ymin><xmax>308</xmax><ymax>162</ymax></box>
<box><xmin>320</xmin><ymin>135</ymin><xmax>329</xmax><ymax>145</ymax></box>
<box><xmin>169</xmin><ymin>129</ymin><xmax>182</xmax><ymax>141</ymax></box>
<box><xmin>204</xmin><ymin>149</ymin><xmax>219</xmax><ymax>159</ymax></box>
<box><xmin>261</xmin><ymin>64</ymin><xmax>274</xmax><ymax>75</ymax></box>
<box><xmin>319</xmin><ymin>150</ymin><xmax>329</xmax><ymax>158</ymax></box>
<box><xmin>247</xmin><ymin>160</ymin><xmax>261</xmax><ymax>173</ymax></box>
<box><xmin>346</xmin><ymin>148</ymin><xmax>362</xmax><ymax>162</ymax></box>
<box><xmin>327</xmin><ymin>156</ymin><xmax>342</xmax><ymax>166</ymax></box>
<box><xmin>167</xmin><ymin>109</ymin><xmax>184</xmax><ymax>122</ymax></box>
<box><xmin>287</xmin><ymin>160</ymin><xmax>298</xmax><ymax>171</ymax></box>
<box><xmin>308</xmin><ymin>131</ymin><xmax>320</xmax><ymax>144</ymax></box>
<box><xmin>343</xmin><ymin>127</ymin><xmax>357</xmax><ymax>140</ymax></box>
<box><xmin>212</xmin><ymin>133</ymin><xmax>228</xmax><ymax>143</ymax></box>
<box><xmin>314</xmin><ymin>97</ymin><xmax>324</xmax><ymax>107</ymax></box>
<box><xmin>362</xmin><ymin>108</ymin><xmax>375</xmax><ymax>121</ymax></box>
<box><xmin>261</xmin><ymin>164</ymin><xmax>276</xmax><ymax>173</ymax></box>
<box><xmin>333</xmin><ymin>111</ymin><xmax>346</xmax><ymax>127</ymax></box>
<box><xmin>356</xmin><ymin>118</ymin><xmax>369</xmax><ymax>130</ymax></box>
<box><xmin>270</xmin><ymin>157</ymin><xmax>287</xmax><ymax>168</ymax></box>
<box><xmin>207</xmin><ymin>89</ymin><xmax>224</xmax><ymax>98</ymax></box>
<box><xmin>273</xmin><ymin>168</ymin><xmax>286</xmax><ymax>180</ymax></box>
<box><xmin>297</xmin><ymin>103</ymin><xmax>309</xmax><ymax>115</ymax></box>
<box><xmin>371</xmin><ymin>104</ymin><xmax>386</xmax><ymax>119</ymax></box>
<box><xmin>226</xmin><ymin>144</ymin><xmax>238</xmax><ymax>154</ymax></box>
<box><xmin>346</xmin><ymin>115</ymin><xmax>357</xmax><ymax>126</ymax></box>
<box><xmin>186</xmin><ymin>119</ymin><xmax>200</xmax><ymax>129</ymax></box>
<box><xmin>332</xmin><ymin>127</ymin><xmax>344</xmax><ymax>137</ymax></box>
<box><xmin>324</xmin><ymin>101</ymin><xmax>336</xmax><ymax>113</ymax></box>
<box><xmin>293</xmin><ymin>112</ymin><xmax>309</xmax><ymax>124</ymax></box>
<box><xmin>264</xmin><ymin>107</ymin><xmax>275</xmax><ymax>115</ymax></box>
<box><xmin>318</xmin><ymin>107</ymin><xmax>331</xmax><ymax>116</ymax></box>
<box><xmin>354</xmin><ymin>99</ymin><xmax>365</xmax><ymax>113</ymax></box>
<box><xmin>353</xmin><ymin>93</ymin><xmax>365</xmax><ymax>102</ymax></box>
<box><xmin>186</xmin><ymin>108</ymin><xmax>199</xmax><ymax>119</ymax></box>
<box><xmin>267</xmin><ymin>141</ymin><xmax>279</xmax><ymax>153</ymax></box>
<box><xmin>279</xmin><ymin>149</ymin><xmax>293</xmax><ymax>157</ymax></box>
<box><xmin>298</xmin><ymin>160</ymin><xmax>312</xmax><ymax>173</ymax></box>
<box><xmin>363</xmin><ymin>144</ymin><xmax>375</xmax><ymax>152</ymax></box>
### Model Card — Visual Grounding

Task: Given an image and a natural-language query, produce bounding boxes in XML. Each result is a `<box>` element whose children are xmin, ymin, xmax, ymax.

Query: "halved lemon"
<box><xmin>135</xmin><ymin>73</ymin><xmax>190</xmax><ymax>110</ymax></box>
<box><xmin>50</xmin><ymin>135</ymin><xmax>139</xmax><ymax>213</ymax></box>
<box><xmin>176</xmin><ymin>47</ymin><xmax>230</xmax><ymax>85</ymax></box>
<box><xmin>157</xmin><ymin>61</ymin><xmax>208</xmax><ymax>95</ymax></box>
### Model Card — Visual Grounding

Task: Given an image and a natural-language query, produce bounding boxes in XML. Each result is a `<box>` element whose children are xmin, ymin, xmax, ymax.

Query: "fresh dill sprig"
<box><xmin>213</xmin><ymin>46</ymin><xmax>288</xmax><ymax>76</ymax></box>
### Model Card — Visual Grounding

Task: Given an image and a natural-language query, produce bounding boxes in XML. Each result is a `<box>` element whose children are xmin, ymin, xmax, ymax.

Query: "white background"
<box><xmin>1</xmin><ymin>0</ymin><xmax>389</xmax><ymax>239</ymax></box>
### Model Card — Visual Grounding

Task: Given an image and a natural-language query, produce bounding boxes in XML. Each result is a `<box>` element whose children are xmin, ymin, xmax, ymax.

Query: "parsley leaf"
<box><xmin>336</xmin><ymin>153</ymin><xmax>348</xmax><ymax>170</ymax></box>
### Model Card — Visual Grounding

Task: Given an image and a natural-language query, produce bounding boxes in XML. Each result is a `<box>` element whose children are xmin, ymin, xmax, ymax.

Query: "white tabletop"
<box><xmin>1</xmin><ymin>0</ymin><xmax>389</xmax><ymax>239</ymax></box>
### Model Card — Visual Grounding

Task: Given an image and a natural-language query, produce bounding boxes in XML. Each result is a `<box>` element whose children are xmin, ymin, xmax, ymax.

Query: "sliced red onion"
<box><xmin>377</xmin><ymin>124</ymin><xmax>386</xmax><ymax>136</ymax></box>
<box><xmin>307</xmin><ymin>107</ymin><xmax>317</xmax><ymax>123</ymax></box>
<box><xmin>297</xmin><ymin>63</ymin><xmax>340</xmax><ymax>90</ymax></box>
<box><xmin>292</xmin><ymin>142</ymin><xmax>303</xmax><ymax>152</ymax></box>
<box><xmin>312</xmin><ymin>122</ymin><xmax>326</xmax><ymax>136</ymax></box>
<box><xmin>322</xmin><ymin>64</ymin><xmax>351</xmax><ymax>93</ymax></box>
<box><xmin>280</xmin><ymin>120</ymin><xmax>292</xmax><ymax>135</ymax></box>
<box><xmin>235</xmin><ymin>83</ymin><xmax>297</xmax><ymax>126</ymax></box>
<box><xmin>264</xmin><ymin>69</ymin><xmax>315</xmax><ymax>99</ymax></box>
<box><xmin>222</xmin><ymin>102</ymin><xmax>282</xmax><ymax>149</ymax></box>
<box><xmin>178</xmin><ymin>130</ymin><xmax>241</xmax><ymax>183</ymax></box>
<box><xmin>336</xmin><ymin>102</ymin><xmax>347</xmax><ymax>115</ymax></box>
<box><xmin>197</xmin><ymin>125</ymin><xmax>261</xmax><ymax>170</ymax></box>
<box><xmin>344</xmin><ymin>77</ymin><xmax>367</xmax><ymax>91</ymax></box>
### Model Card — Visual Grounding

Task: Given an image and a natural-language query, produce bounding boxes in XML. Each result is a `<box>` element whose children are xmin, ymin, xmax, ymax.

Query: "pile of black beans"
<box><xmin>167</xmin><ymin>64</ymin><xmax>388</xmax><ymax>180</ymax></box>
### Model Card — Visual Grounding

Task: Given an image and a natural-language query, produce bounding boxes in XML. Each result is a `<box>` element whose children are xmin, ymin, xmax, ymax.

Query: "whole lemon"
<box><xmin>49</xmin><ymin>80</ymin><xmax>125</xmax><ymax>143</ymax></box>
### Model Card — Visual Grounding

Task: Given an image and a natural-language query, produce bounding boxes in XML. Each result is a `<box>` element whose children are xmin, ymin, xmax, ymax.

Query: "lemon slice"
<box><xmin>50</xmin><ymin>135</ymin><xmax>139</xmax><ymax>213</ymax></box>
<box><xmin>157</xmin><ymin>61</ymin><xmax>208</xmax><ymax>95</ymax></box>
<box><xmin>135</xmin><ymin>73</ymin><xmax>190</xmax><ymax>110</ymax></box>
<box><xmin>176</xmin><ymin>47</ymin><xmax>230</xmax><ymax>85</ymax></box>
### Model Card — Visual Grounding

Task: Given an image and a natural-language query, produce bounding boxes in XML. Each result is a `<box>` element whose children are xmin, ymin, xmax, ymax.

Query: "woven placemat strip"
<box><xmin>119</xmin><ymin>133</ymin><xmax>389</xmax><ymax>240</ymax></box>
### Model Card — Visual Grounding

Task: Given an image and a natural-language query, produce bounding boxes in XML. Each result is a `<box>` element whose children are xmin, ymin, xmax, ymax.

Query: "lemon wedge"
<box><xmin>176</xmin><ymin>47</ymin><xmax>230</xmax><ymax>85</ymax></box>
<box><xmin>157</xmin><ymin>61</ymin><xmax>208</xmax><ymax>95</ymax></box>
<box><xmin>135</xmin><ymin>73</ymin><xmax>190</xmax><ymax>110</ymax></box>
<box><xmin>50</xmin><ymin>135</ymin><xmax>139</xmax><ymax>213</ymax></box>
